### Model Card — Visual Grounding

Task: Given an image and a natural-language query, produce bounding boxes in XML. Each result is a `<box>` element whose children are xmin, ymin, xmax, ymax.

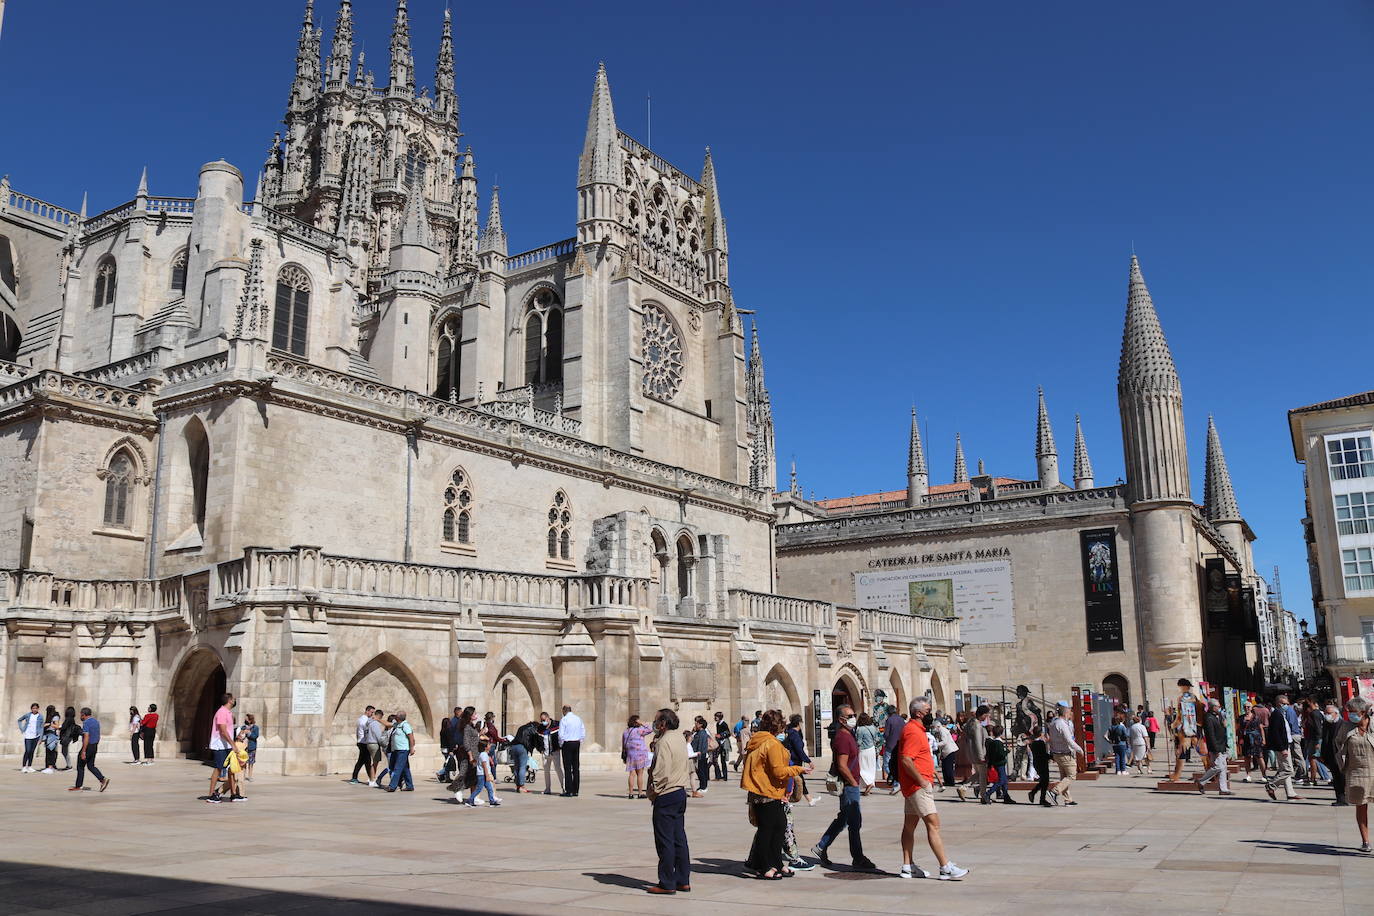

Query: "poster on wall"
<box><xmin>1079</xmin><ymin>528</ymin><xmax>1124</xmax><ymax>652</ymax></box>
<box><xmin>291</xmin><ymin>679</ymin><xmax>326</xmax><ymax>715</ymax></box>
<box><xmin>854</xmin><ymin>552</ymin><xmax>1014</xmax><ymax>644</ymax></box>
<box><xmin>1204</xmin><ymin>558</ymin><xmax>1228</xmax><ymax>631</ymax></box>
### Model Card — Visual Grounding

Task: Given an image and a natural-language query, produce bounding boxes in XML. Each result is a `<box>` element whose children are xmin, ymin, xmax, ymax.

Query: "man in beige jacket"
<box><xmin>646</xmin><ymin>708</ymin><xmax>692</xmax><ymax>895</ymax></box>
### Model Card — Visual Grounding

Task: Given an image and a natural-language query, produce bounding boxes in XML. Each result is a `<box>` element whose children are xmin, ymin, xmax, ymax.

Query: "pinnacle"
<box><xmin>1036</xmin><ymin>386</ymin><xmax>1057</xmax><ymax>458</ymax></box>
<box><xmin>398</xmin><ymin>179</ymin><xmax>433</xmax><ymax>249</ymax></box>
<box><xmin>579</xmin><ymin>63</ymin><xmax>618</xmax><ymax>186</ymax></box>
<box><xmin>479</xmin><ymin>185</ymin><xmax>506</xmax><ymax>254</ymax></box>
<box><xmin>1073</xmin><ymin>414</ymin><xmax>1094</xmax><ymax>484</ymax></box>
<box><xmin>1119</xmin><ymin>254</ymin><xmax>1181</xmax><ymax>392</ymax></box>
<box><xmin>908</xmin><ymin>407</ymin><xmax>927</xmax><ymax>477</ymax></box>
<box><xmin>702</xmin><ymin>148</ymin><xmax>728</xmax><ymax>252</ymax></box>
<box><xmin>1204</xmin><ymin>415</ymin><xmax>1241</xmax><ymax>522</ymax></box>
<box><xmin>953</xmin><ymin>433</ymin><xmax>968</xmax><ymax>484</ymax></box>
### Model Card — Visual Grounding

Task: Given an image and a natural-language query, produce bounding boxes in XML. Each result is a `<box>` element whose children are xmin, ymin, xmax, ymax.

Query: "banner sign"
<box><xmin>855</xmin><ymin>556</ymin><xmax>1015</xmax><ymax>644</ymax></box>
<box><xmin>1080</xmin><ymin>528</ymin><xmax>1124</xmax><ymax>652</ymax></box>
<box><xmin>1204</xmin><ymin>558</ymin><xmax>1228</xmax><ymax>631</ymax></box>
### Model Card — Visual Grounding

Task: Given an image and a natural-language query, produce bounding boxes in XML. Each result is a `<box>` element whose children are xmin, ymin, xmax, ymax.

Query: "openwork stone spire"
<box><xmin>1117</xmin><ymin>255</ymin><xmax>1190</xmax><ymax>503</ymax></box>
<box><xmin>328</xmin><ymin>0</ymin><xmax>353</xmax><ymax>85</ymax></box>
<box><xmin>578</xmin><ymin>63</ymin><xmax>618</xmax><ymax>186</ymax></box>
<box><xmin>953</xmin><ymin>433</ymin><xmax>968</xmax><ymax>484</ymax></box>
<box><xmin>1036</xmin><ymin>386</ymin><xmax>1057</xmax><ymax>457</ymax></box>
<box><xmin>236</xmin><ymin>239</ymin><xmax>266</xmax><ymax>338</ymax></box>
<box><xmin>435</xmin><ymin>6</ymin><xmax>456</xmax><ymax>118</ymax></box>
<box><xmin>702</xmin><ymin>147</ymin><xmax>729</xmax><ymax>253</ymax></box>
<box><xmin>290</xmin><ymin>0</ymin><xmax>320</xmax><ymax>107</ymax></box>
<box><xmin>1204</xmin><ymin>416</ymin><xmax>1241</xmax><ymax>522</ymax></box>
<box><xmin>1073</xmin><ymin>414</ymin><xmax>1095</xmax><ymax>489</ymax></box>
<box><xmin>908</xmin><ymin>407</ymin><xmax>927</xmax><ymax>477</ymax></box>
<box><xmin>747</xmin><ymin>321</ymin><xmax>776</xmax><ymax>491</ymax></box>
<box><xmin>389</xmin><ymin>0</ymin><xmax>414</xmax><ymax>93</ymax></box>
<box><xmin>479</xmin><ymin>185</ymin><xmax>506</xmax><ymax>254</ymax></box>
<box><xmin>398</xmin><ymin>181</ymin><xmax>432</xmax><ymax>249</ymax></box>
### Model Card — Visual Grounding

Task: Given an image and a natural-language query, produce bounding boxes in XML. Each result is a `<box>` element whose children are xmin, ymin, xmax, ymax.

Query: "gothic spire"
<box><xmin>398</xmin><ymin>181</ymin><xmax>432</xmax><ymax>249</ymax></box>
<box><xmin>578</xmin><ymin>63</ymin><xmax>618</xmax><ymax>186</ymax></box>
<box><xmin>1073</xmin><ymin>414</ymin><xmax>1095</xmax><ymax>489</ymax></box>
<box><xmin>388</xmin><ymin>0</ymin><xmax>414</xmax><ymax>94</ymax></box>
<box><xmin>953</xmin><ymin>433</ymin><xmax>968</xmax><ymax>484</ymax></box>
<box><xmin>452</xmin><ymin>147</ymin><xmax>479</xmax><ymax>272</ymax></box>
<box><xmin>789</xmin><ymin>459</ymin><xmax>799</xmax><ymax>496</ymax></box>
<box><xmin>236</xmin><ymin>238</ymin><xmax>266</xmax><ymax>339</ymax></box>
<box><xmin>907</xmin><ymin>407</ymin><xmax>927</xmax><ymax>477</ymax></box>
<box><xmin>327</xmin><ymin>0</ymin><xmax>353</xmax><ymax>85</ymax></box>
<box><xmin>479</xmin><ymin>185</ymin><xmax>506</xmax><ymax>254</ymax></box>
<box><xmin>435</xmin><ymin>6</ymin><xmax>456</xmax><ymax>118</ymax></box>
<box><xmin>136</xmin><ymin>166</ymin><xmax>148</xmax><ymax>198</ymax></box>
<box><xmin>1119</xmin><ymin>254</ymin><xmax>1180</xmax><ymax>393</ymax></box>
<box><xmin>748</xmin><ymin>321</ymin><xmax>766</xmax><ymax>391</ymax></box>
<box><xmin>290</xmin><ymin>0</ymin><xmax>320</xmax><ymax>106</ymax></box>
<box><xmin>1204</xmin><ymin>416</ymin><xmax>1241</xmax><ymax>522</ymax></box>
<box><xmin>746</xmin><ymin>321</ymin><xmax>776</xmax><ymax>491</ymax></box>
<box><xmin>1035</xmin><ymin>386</ymin><xmax>1060</xmax><ymax>487</ymax></box>
<box><xmin>702</xmin><ymin>147</ymin><xmax>729</xmax><ymax>253</ymax></box>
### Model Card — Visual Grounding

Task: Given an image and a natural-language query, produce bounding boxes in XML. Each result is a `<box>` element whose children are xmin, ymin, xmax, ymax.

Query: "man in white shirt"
<box><xmin>1046</xmin><ymin>701</ymin><xmax>1084</xmax><ymax>806</ymax></box>
<box><xmin>18</xmin><ymin>703</ymin><xmax>43</xmax><ymax>772</ymax></box>
<box><xmin>558</xmin><ymin>704</ymin><xmax>586</xmax><ymax>797</ymax></box>
<box><xmin>350</xmin><ymin>705</ymin><xmax>376</xmax><ymax>785</ymax></box>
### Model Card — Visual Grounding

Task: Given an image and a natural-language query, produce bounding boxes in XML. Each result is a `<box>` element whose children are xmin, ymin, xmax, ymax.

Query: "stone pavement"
<box><xmin>0</xmin><ymin>756</ymin><xmax>1370</xmax><ymax>916</ymax></box>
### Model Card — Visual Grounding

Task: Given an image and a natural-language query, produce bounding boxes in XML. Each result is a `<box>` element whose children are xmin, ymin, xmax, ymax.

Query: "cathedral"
<box><xmin>0</xmin><ymin>2</ymin><xmax>967</xmax><ymax>772</ymax></box>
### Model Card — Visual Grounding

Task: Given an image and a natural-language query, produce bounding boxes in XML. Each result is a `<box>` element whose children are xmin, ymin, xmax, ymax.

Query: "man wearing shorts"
<box><xmin>207</xmin><ymin>692</ymin><xmax>235</xmax><ymax>804</ymax></box>
<box><xmin>896</xmin><ymin>698</ymin><xmax>968</xmax><ymax>881</ymax></box>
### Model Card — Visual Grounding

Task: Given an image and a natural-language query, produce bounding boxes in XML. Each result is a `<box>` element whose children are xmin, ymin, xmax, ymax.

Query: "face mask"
<box><xmin>845</xmin><ymin>717</ymin><xmax>858</xmax><ymax>728</ymax></box>
<box><xmin>922</xmin><ymin>714</ymin><xmax>934</xmax><ymax>728</ymax></box>
<box><xmin>1326</xmin><ymin>713</ymin><xmax>1338</xmax><ymax>723</ymax></box>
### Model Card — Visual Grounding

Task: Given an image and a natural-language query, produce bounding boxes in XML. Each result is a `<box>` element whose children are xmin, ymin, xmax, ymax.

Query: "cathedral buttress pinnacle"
<box><xmin>328</xmin><ymin>0</ymin><xmax>353</xmax><ymax>86</ymax></box>
<box><xmin>953</xmin><ymin>433</ymin><xmax>968</xmax><ymax>484</ymax></box>
<box><xmin>906</xmin><ymin>407</ymin><xmax>928</xmax><ymax>506</ymax></box>
<box><xmin>579</xmin><ymin>63</ymin><xmax>618</xmax><ymax>187</ymax></box>
<box><xmin>479</xmin><ymin>186</ymin><xmax>506</xmax><ymax>255</ymax></box>
<box><xmin>1073</xmin><ymin>414</ymin><xmax>1094</xmax><ymax>489</ymax></box>
<box><xmin>435</xmin><ymin>6</ymin><xmax>456</xmax><ymax>120</ymax></box>
<box><xmin>389</xmin><ymin>0</ymin><xmax>415</xmax><ymax>94</ymax></box>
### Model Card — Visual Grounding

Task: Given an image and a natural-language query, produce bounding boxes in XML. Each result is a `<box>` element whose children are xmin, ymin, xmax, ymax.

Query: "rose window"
<box><xmin>641</xmin><ymin>304</ymin><xmax>683</xmax><ymax>402</ymax></box>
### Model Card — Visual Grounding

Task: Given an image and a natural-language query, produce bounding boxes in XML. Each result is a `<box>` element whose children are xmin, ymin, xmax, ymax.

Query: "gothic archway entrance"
<box><xmin>169</xmin><ymin>647</ymin><xmax>226</xmax><ymax>760</ymax></box>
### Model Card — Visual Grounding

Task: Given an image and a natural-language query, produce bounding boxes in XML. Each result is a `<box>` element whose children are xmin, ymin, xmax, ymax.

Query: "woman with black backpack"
<box><xmin>59</xmin><ymin>706</ymin><xmax>80</xmax><ymax>770</ymax></box>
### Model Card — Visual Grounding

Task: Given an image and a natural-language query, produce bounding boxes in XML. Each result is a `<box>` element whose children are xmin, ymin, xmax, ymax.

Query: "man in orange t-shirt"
<box><xmin>896</xmin><ymin>699</ymin><xmax>968</xmax><ymax>880</ymax></box>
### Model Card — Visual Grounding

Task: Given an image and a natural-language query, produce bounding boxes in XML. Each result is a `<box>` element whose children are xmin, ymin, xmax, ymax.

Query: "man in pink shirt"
<box><xmin>207</xmin><ymin>692</ymin><xmax>236</xmax><ymax>804</ymax></box>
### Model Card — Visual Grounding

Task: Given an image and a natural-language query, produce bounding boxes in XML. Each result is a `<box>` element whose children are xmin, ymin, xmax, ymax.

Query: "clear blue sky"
<box><xmin>4</xmin><ymin>2</ymin><xmax>1372</xmax><ymax>624</ymax></box>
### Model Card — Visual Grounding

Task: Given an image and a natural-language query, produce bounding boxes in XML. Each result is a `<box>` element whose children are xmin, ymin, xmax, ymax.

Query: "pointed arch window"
<box><xmin>433</xmin><ymin>313</ymin><xmax>461</xmax><ymax>400</ymax></box>
<box><xmin>675</xmin><ymin>534</ymin><xmax>695</xmax><ymax>599</ymax></box>
<box><xmin>93</xmin><ymin>258</ymin><xmax>117</xmax><ymax>309</ymax></box>
<box><xmin>441</xmin><ymin>467</ymin><xmax>473</xmax><ymax>545</ymax></box>
<box><xmin>522</xmin><ymin>288</ymin><xmax>564</xmax><ymax>387</ymax></box>
<box><xmin>170</xmin><ymin>249</ymin><xmax>188</xmax><ymax>295</ymax></box>
<box><xmin>547</xmin><ymin>490</ymin><xmax>572</xmax><ymax>561</ymax></box>
<box><xmin>272</xmin><ymin>264</ymin><xmax>311</xmax><ymax>357</ymax></box>
<box><xmin>102</xmin><ymin>450</ymin><xmax>135</xmax><ymax>529</ymax></box>
<box><xmin>405</xmin><ymin>145</ymin><xmax>429</xmax><ymax>193</ymax></box>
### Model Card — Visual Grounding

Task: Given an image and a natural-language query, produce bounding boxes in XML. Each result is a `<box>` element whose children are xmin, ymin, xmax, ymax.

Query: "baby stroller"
<box><xmin>436</xmin><ymin>749</ymin><xmax>459</xmax><ymax>784</ymax></box>
<box><xmin>497</xmin><ymin>738</ymin><xmax>538</xmax><ymax>785</ymax></box>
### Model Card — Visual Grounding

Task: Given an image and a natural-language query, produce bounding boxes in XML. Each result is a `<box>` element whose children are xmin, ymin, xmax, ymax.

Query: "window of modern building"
<box><xmin>272</xmin><ymin>264</ymin><xmax>311</xmax><ymax>357</ymax></box>
<box><xmin>1335</xmin><ymin>491</ymin><xmax>1374</xmax><ymax>535</ymax></box>
<box><xmin>93</xmin><ymin>258</ymin><xmax>117</xmax><ymax>309</ymax></box>
<box><xmin>1328</xmin><ymin>435</ymin><xmax>1374</xmax><ymax>481</ymax></box>
<box><xmin>1342</xmin><ymin>546</ymin><xmax>1374</xmax><ymax>592</ymax></box>
<box><xmin>102</xmin><ymin>450</ymin><xmax>134</xmax><ymax>529</ymax></box>
<box><xmin>442</xmin><ymin>467</ymin><xmax>473</xmax><ymax>544</ymax></box>
<box><xmin>1364</xmin><ymin>618</ymin><xmax>1374</xmax><ymax>661</ymax></box>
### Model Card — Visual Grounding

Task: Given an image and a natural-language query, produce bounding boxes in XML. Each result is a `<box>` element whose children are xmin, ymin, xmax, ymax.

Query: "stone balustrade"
<box><xmin>163</xmin><ymin>352</ymin><xmax>230</xmax><ymax>387</ymax></box>
<box><xmin>0</xmin><ymin>570</ymin><xmax>177</xmax><ymax>615</ymax></box>
<box><xmin>1</xmin><ymin>186</ymin><xmax>77</xmax><ymax>227</ymax></box>
<box><xmin>857</xmin><ymin>607</ymin><xmax>961</xmax><ymax>644</ymax></box>
<box><xmin>619</xmin><ymin>133</ymin><xmax>701</xmax><ymax>192</ymax></box>
<box><xmin>0</xmin><ymin>360</ymin><xmax>32</xmax><ymax>384</ymax></box>
<box><xmin>258</xmin><ymin>205</ymin><xmax>336</xmax><ymax>249</ymax></box>
<box><xmin>75</xmin><ymin>348</ymin><xmax>168</xmax><ymax>385</ymax></box>
<box><xmin>0</xmin><ymin>370</ymin><xmax>152</xmax><ymax>414</ymax></box>
<box><xmin>730</xmin><ymin>589</ymin><xmax>835</xmax><ymax>629</ymax></box>
<box><xmin>505</xmin><ymin>238</ymin><xmax>576</xmax><ymax>271</ymax></box>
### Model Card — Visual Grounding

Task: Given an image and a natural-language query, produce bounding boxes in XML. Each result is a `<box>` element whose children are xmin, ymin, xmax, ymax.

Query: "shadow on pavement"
<box><xmin>584</xmin><ymin>872</ymin><xmax>651</xmax><ymax>890</ymax></box>
<box><xmin>1238</xmin><ymin>839</ymin><xmax>1368</xmax><ymax>857</ymax></box>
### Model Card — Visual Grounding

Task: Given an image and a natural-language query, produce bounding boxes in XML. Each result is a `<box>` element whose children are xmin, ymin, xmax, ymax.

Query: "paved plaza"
<box><xmin>0</xmin><ymin>755</ymin><xmax>1369</xmax><ymax>916</ymax></box>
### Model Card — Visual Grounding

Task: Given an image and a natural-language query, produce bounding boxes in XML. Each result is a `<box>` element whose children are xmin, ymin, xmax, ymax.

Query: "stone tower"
<box><xmin>906</xmin><ymin>407</ymin><xmax>928</xmax><ymax>506</ymax></box>
<box><xmin>1035</xmin><ymin>386</ymin><xmax>1060</xmax><ymax>488</ymax></box>
<box><xmin>1117</xmin><ymin>255</ymin><xmax>1200</xmax><ymax>687</ymax></box>
<box><xmin>1205</xmin><ymin>416</ymin><xmax>1250</xmax><ymax>574</ymax></box>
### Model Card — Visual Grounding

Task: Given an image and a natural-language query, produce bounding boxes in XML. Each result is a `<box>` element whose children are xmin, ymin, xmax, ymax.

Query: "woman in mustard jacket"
<box><xmin>741</xmin><ymin>709</ymin><xmax>813</xmax><ymax>879</ymax></box>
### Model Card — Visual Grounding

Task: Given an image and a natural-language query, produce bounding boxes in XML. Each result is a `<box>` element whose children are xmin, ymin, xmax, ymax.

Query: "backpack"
<box><xmin>706</xmin><ymin>732</ymin><xmax>719</xmax><ymax>753</ymax></box>
<box><xmin>380</xmin><ymin>725</ymin><xmax>395</xmax><ymax>753</ymax></box>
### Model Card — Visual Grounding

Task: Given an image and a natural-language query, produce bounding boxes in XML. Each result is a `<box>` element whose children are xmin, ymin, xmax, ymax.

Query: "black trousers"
<box><xmin>1029</xmin><ymin>765</ymin><xmax>1051</xmax><ymax>802</ymax></box>
<box><xmin>941</xmin><ymin>752</ymin><xmax>957</xmax><ymax>787</ymax></box>
<box><xmin>1326</xmin><ymin>755</ymin><xmax>1346</xmax><ymax>802</ymax></box>
<box><xmin>76</xmin><ymin>744</ymin><xmax>105</xmax><ymax>788</ymax></box>
<box><xmin>44</xmin><ymin>743</ymin><xmax>57</xmax><ymax>769</ymax></box>
<box><xmin>712</xmin><ymin>745</ymin><xmax>729</xmax><ymax>780</ymax></box>
<box><xmin>130</xmin><ymin>735</ymin><xmax>141</xmax><ymax>761</ymax></box>
<box><xmin>652</xmin><ymin>788</ymin><xmax>690</xmax><ymax>889</ymax></box>
<box><xmin>695</xmin><ymin>752</ymin><xmax>711</xmax><ymax>791</ymax></box>
<box><xmin>562</xmin><ymin>740</ymin><xmax>581</xmax><ymax>795</ymax></box>
<box><xmin>142</xmin><ymin>727</ymin><xmax>155</xmax><ymax>760</ymax></box>
<box><xmin>352</xmin><ymin>742</ymin><xmax>372</xmax><ymax>779</ymax></box>
<box><xmin>745</xmin><ymin>799</ymin><xmax>787</xmax><ymax>873</ymax></box>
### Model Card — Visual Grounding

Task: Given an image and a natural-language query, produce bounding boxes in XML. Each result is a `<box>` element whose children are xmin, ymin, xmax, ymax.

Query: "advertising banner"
<box><xmin>855</xmin><ymin>553</ymin><xmax>1014</xmax><ymax>644</ymax></box>
<box><xmin>1204</xmin><ymin>558</ymin><xmax>1228</xmax><ymax>631</ymax></box>
<box><xmin>1079</xmin><ymin>528</ymin><xmax>1124</xmax><ymax>652</ymax></box>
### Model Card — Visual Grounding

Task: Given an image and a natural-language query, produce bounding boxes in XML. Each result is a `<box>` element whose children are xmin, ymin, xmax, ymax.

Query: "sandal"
<box><xmin>753</xmin><ymin>870</ymin><xmax>782</xmax><ymax>881</ymax></box>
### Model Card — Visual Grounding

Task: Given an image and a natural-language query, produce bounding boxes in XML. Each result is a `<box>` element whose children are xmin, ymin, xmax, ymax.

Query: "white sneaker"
<box><xmin>698</xmin><ymin>788</ymin><xmax>707</xmax><ymax>795</ymax></box>
<box><xmin>938</xmin><ymin>863</ymin><xmax>969</xmax><ymax>881</ymax></box>
<box><xmin>899</xmin><ymin>864</ymin><xmax>930</xmax><ymax>879</ymax></box>
<box><xmin>40</xmin><ymin>767</ymin><xmax>55</xmax><ymax>774</ymax></box>
<box><xmin>367</xmin><ymin>781</ymin><xmax>378</xmax><ymax>788</ymax></box>
<box><xmin>1242</xmin><ymin>776</ymin><xmax>1251</xmax><ymax>783</ymax></box>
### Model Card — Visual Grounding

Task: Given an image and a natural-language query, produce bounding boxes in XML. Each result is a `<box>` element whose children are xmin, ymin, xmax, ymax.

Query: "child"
<box><xmin>242</xmin><ymin>714</ymin><xmax>259</xmax><ymax>782</ymax></box>
<box><xmin>223</xmin><ymin>730</ymin><xmax>250</xmax><ymax>802</ymax></box>
<box><xmin>981</xmin><ymin>724</ymin><xmax>1015</xmax><ymax>804</ymax></box>
<box><xmin>1027</xmin><ymin>725</ymin><xmax>1052</xmax><ymax>806</ymax></box>
<box><xmin>468</xmin><ymin>738</ymin><xmax>500</xmax><ymax>807</ymax></box>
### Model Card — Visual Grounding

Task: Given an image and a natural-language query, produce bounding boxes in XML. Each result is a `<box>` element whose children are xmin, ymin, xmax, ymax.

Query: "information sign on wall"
<box><xmin>291</xmin><ymin>679</ymin><xmax>326</xmax><ymax>715</ymax></box>
<box><xmin>854</xmin><ymin>554</ymin><xmax>1014</xmax><ymax>644</ymax></box>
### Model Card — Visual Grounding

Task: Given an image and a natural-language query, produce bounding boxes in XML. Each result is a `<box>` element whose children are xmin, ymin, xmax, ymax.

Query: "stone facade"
<box><xmin>0</xmin><ymin>3</ymin><xmax>964</xmax><ymax>772</ymax></box>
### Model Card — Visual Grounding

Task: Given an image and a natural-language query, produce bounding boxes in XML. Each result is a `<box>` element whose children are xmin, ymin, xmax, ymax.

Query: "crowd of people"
<box><xmin>14</xmin><ymin>701</ymin><xmax>163</xmax><ymax>792</ymax></box>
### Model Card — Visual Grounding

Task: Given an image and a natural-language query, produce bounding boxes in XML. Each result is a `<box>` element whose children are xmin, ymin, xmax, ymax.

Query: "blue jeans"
<box><xmin>388</xmin><ymin>749</ymin><xmax>412</xmax><ymax>790</ymax></box>
<box><xmin>470</xmin><ymin>772</ymin><xmax>497</xmax><ymax>804</ymax></box>
<box><xmin>510</xmin><ymin>744</ymin><xmax>529</xmax><ymax>787</ymax></box>
<box><xmin>1113</xmin><ymin>743</ymin><xmax>1128</xmax><ymax>773</ymax></box>
<box><xmin>982</xmin><ymin>766</ymin><xmax>1009</xmax><ymax>802</ymax></box>
<box><xmin>817</xmin><ymin>785</ymin><xmax>864</xmax><ymax>861</ymax></box>
<box><xmin>21</xmin><ymin>737</ymin><xmax>39</xmax><ymax>768</ymax></box>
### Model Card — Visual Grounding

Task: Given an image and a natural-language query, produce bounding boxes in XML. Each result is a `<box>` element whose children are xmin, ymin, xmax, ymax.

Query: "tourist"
<box><xmin>467</xmin><ymin>737</ymin><xmax>500</xmax><ymax>807</ymax></box>
<box><xmin>17</xmin><ymin>702</ymin><xmax>42</xmax><ymax>772</ymax></box>
<box><xmin>732</xmin><ymin>714</ymin><xmax>749</xmax><ymax>771</ymax></box>
<box><xmin>483</xmin><ymin>711</ymin><xmax>501</xmax><ymax>752</ymax></box>
<box><xmin>374</xmin><ymin>710</ymin><xmax>393</xmax><ymax>785</ymax></box>
<box><xmin>38</xmin><ymin>705</ymin><xmax>60</xmax><ymax>774</ymax></box>
<box><xmin>223</xmin><ymin>728</ymin><xmax>249</xmax><ymax>802</ymax></box>
<box><xmin>752</xmin><ymin>709</ymin><xmax>763</xmax><ymax>731</ymax></box>
<box><xmin>782</xmin><ymin>713</ymin><xmax>815</xmax><ymax>806</ymax></box>
<box><xmin>361</xmin><ymin>709</ymin><xmax>383</xmax><ymax>787</ymax></box>
<box><xmin>1301</xmin><ymin>699</ymin><xmax>1326</xmax><ymax>786</ymax></box>
<box><xmin>882</xmin><ymin>705</ymin><xmax>906</xmax><ymax>791</ymax></box>
<box><xmin>1193</xmin><ymin>699</ymin><xmax>1234</xmax><ymax>796</ymax></box>
<box><xmin>622</xmin><ymin>714</ymin><xmax>653</xmax><ymax>799</ymax></box>
<box><xmin>1276</xmin><ymin>694</ymin><xmax>1307</xmax><ymax>783</ymax></box>
<box><xmin>812</xmin><ymin>704</ymin><xmax>876</xmax><ymax>870</ymax></box>
<box><xmin>350</xmin><ymin>704</ymin><xmax>377</xmax><ymax>784</ymax></box>
<box><xmin>646</xmin><ymin>707</ymin><xmax>691</xmax><ymax>894</ymax></box>
<box><xmin>742</xmin><ymin>709</ymin><xmax>812</xmax><ymax>879</ymax></box>
<box><xmin>955</xmin><ymin>705</ymin><xmax>990</xmax><ymax>802</ymax></box>
<box><xmin>559</xmin><ymin>703</ymin><xmax>585</xmax><ymax>797</ymax></box>
<box><xmin>712</xmin><ymin>711</ymin><xmax>731</xmax><ymax>781</ymax></box>
<box><xmin>1263</xmin><ymin>697</ymin><xmax>1301</xmax><ymax>801</ymax></box>
<box><xmin>897</xmin><ymin>698</ymin><xmax>969</xmax><ymax>880</ymax></box>
<box><xmin>387</xmin><ymin>710</ymin><xmax>415</xmax><ymax>792</ymax></box>
<box><xmin>1107</xmin><ymin>713</ymin><xmax>1129</xmax><ymax>775</ymax></box>
<box><xmin>981</xmin><ymin>724</ymin><xmax>1016</xmax><ymax>804</ymax></box>
<box><xmin>207</xmin><ymin>692</ymin><xmax>235</xmax><ymax>803</ymax></box>
<box><xmin>1027</xmin><ymin>725</ymin><xmax>1052</xmax><ymax>806</ymax></box>
<box><xmin>140</xmin><ymin>703</ymin><xmax>158</xmax><ymax>765</ymax></box>
<box><xmin>1047</xmin><ymin>700</ymin><xmax>1082</xmax><ymax>806</ymax></box>
<box><xmin>855</xmin><ymin>712</ymin><xmax>881</xmax><ymax>794</ymax></box>
<box><xmin>1128</xmin><ymin>715</ymin><xmax>1151</xmax><ymax>775</ymax></box>
<box><xmin>931</xmin><ymin>714</ymin><xmax>958</xmax><ymax>792</ymax></box>
<box><xmin>449</xmin><ymin>707</ymin><xmax>476</xmax><ymax>793</ymax></box>
<box><xmin>1145</xmin><ymin>707</ymin><xmax>1159</xmax><ymax>752</ymax></box>
<box><xmin>1338</xmin><ymin>696</ymin><xmax>1373</xmax><ymax>852</ymax></box>
<box><xmin>126</xmin><ymin>706</ymin><xmax>143</xmax><ymax>764</ymax></box>
<box><xmin>1240</xmin><ymin>703</ymin><xmax>1266</xmax><ymax>782</ymax></box>
<box><xmin>1322</xmin><ymin>701</ymin><xmax>1351</xmax><ymax>806</ymax></box>
<box><xmin>242</xmin><ymin>714</ymin><xmax>259</xmax><ymax>781</ymax></box>
<box><xmin>69</xmin><ymin>707</ymin><xmax>109</xmax><ymax>793</ymax></box>
<box><xmin>1168</xmin><ymin>680</ymin><xmax>1200</xmax><ymax>782</ymax></box>
<box><xmin>539</xmin><ymin>711</ymin><xmax>564</xmax><ymax>795</ymax></box>
<box><xmin>689</xmin><ymin>716</ymin><xmax>711</xmax><ymax>796</ymax></box>
<box><xmin>59</xmin><ymin>706</ymin><xmax>78</xmax><ymax>770</ymax></box>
